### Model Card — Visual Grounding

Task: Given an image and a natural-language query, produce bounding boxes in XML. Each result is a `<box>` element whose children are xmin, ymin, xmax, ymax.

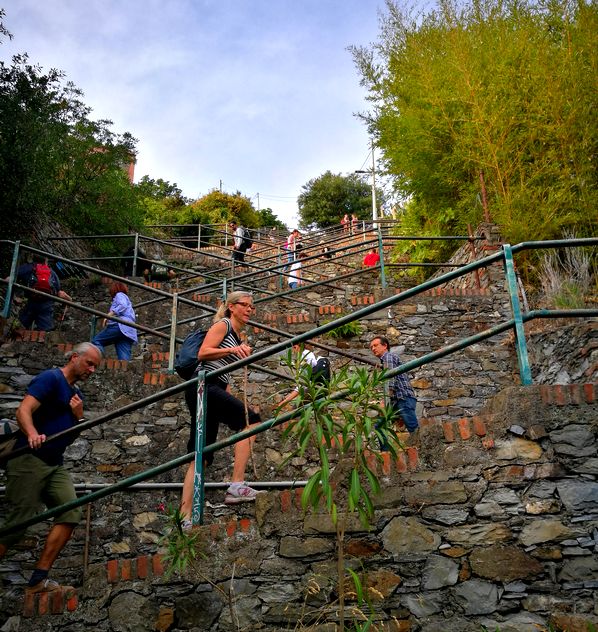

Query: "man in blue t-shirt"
<box><xmin>0</xmin><ymin>342</ymin><xmax>102</xmax><ymax>596</ymax></box>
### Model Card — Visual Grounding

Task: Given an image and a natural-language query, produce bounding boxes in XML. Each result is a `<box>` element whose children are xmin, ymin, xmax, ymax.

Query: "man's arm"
<box><xmin>16</xmin><ymin>394</ymin><xmax>46</xmax><ymax>449</ymax></box>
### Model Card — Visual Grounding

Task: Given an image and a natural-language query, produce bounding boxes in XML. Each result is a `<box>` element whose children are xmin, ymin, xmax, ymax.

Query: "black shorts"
<box><xmin>184</xmin><ymin>380</ymin><xmax>260</xmax><ymax>465</ymax></box>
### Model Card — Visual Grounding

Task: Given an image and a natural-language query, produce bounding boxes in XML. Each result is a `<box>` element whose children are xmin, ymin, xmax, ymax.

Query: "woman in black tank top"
<box><xmin>180</xmin><ymin>291</ymin><xmax>262</xmax><ymax>522</ymax></box>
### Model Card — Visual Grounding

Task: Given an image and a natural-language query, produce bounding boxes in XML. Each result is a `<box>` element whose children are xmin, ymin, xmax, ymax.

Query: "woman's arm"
<box><xmin>198</xmin><ymin>321</ymin><xmax>251</xmax><ymax>361</ymax></box>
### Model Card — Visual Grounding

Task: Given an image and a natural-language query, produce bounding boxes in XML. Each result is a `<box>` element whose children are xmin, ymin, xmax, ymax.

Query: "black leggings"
<box><xmin>184</xmin><ymin>380</ymin><xmax>261</xmax><ymax>465</ymax></box>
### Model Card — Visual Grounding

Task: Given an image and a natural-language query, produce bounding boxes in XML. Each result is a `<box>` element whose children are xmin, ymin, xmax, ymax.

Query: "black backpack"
<box><xmin>242</xmin><ymin>228</ymin><xmax>253</xmax><ymax>249</ymax></box>
<box><xmin>312</xmin><ymin>357</ymin><xmax>331</xmax><ymax>386</ymax></box>
<box><xmin>174</xmin><ymin>330</ymin><xmax>207</xmax><ymax>380</ymax></box>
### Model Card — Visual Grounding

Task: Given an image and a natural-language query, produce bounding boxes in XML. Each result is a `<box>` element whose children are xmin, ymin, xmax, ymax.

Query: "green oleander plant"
<box><xmin>279</xmin><ymin>351</ymin><xmax>403</xmax><ymax>631</ymax></box>
<box><xmin>323</xmin><ymin>318</ymin><xmax>363</xmax><ymax>339</ymax></box>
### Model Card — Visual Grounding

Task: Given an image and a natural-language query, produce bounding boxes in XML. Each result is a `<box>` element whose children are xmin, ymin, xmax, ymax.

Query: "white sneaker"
<box><xmin>224</xmin><ymin>484</ymin><xmax>260</xmax><ymax>505</ymax></box>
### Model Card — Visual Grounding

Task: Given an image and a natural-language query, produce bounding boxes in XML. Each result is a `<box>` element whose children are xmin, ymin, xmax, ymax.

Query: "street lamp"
<box><xmin>354</xmin><ymin>142</ymin><xmax>378</xmax><ymax>227</ymax></box>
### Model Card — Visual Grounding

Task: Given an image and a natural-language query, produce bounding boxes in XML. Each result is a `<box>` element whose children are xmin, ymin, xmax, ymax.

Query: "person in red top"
<box><xmin>363</xmin><ymin>248</ymin><xmax>380</xmax><ymax>267</ymax></box>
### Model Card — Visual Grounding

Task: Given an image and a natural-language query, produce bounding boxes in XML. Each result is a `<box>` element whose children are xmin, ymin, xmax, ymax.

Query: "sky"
<box><xmin>1</xmin><ymin>0</ymin><xmax>390</xmax><ymax>227</ymax></box>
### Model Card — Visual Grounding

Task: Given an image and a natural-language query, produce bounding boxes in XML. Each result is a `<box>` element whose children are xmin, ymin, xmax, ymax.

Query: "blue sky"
<box><xmin>1</xmin><ymin>0</ymin><xmax>389</xmax><ymax>226</ymax></box>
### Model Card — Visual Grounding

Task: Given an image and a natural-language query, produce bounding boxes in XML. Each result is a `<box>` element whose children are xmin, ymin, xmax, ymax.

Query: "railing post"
<box><xmin>132</xmin><ymin>233</ymin><xmax>140</xmax><ymax>277</ymax></box>
<box><xmin>378</xmin><ymin>228</ymin><xmax>387</xmax><ymax>289</ymax></box>
<box><xmin>503</xmin><ymin>244</ymin><xmax>532</xmax><ymax>385</ymax></box>
<box><xmin>197</xmin><ymin>224</ymin><xmax>201</xmax><ymax>250</ymax></box>
<box><xmin>362</xmin><ymin>220</ymin><xmax>366</xmax><ymax>242</ymax></box>
<box><xmin>2</xmin><ymin>240</ymin><xmax>20</xmax><ymax>319</ymax></box>
<box><xmin>168</xmin><ymin>292</ymin><xmax>178</xmax><ymax>373</ymax></box>
<box><xmin>192</xmin><ymin>370</ymin><xmax>207</xmax><ymax>525</ymax></box>
<box><xmin>90</xmin><ymin>315</ymin><xmax>98</xmax><ymax>341</ymax></box>
<box><xmin>277</xmin><ymin>248</ymin><xmax>283</xmax><ymax>292</ymax></box>
<box><xmin>222</xmin><ymin>278</ymin><xmax>227</xmax><ymax>303</ymax></box>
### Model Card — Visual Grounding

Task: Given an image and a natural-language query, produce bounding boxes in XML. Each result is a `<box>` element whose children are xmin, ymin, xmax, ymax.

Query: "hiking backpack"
<box><xmin>29</xmin><ymin>263</ymin><xmax>56</xmax><ymax>295</ymax></box>
<box><xmin>242</xmin><ymin>228</ymin><xmax>253</xmax><ymax>249</ymax></box>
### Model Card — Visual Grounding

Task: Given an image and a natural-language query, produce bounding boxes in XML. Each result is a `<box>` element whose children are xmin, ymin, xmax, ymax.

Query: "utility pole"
<box><xmin>371</xmin><ymin>140</ymin><xmax>377</xmax><ymax>227</ymax></box>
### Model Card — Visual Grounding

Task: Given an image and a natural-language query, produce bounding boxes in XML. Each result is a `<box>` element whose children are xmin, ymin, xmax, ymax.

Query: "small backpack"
<box><xmin>242</xmin><ymin>228</ymin><xmax>253</xmax><ymax>249</ymax></box>
<box><xmin>174</xmin><ymin>330</ymin><xmax>208</xmax><ymax>380</ymax></box>
<box><xmin>30</xmin><ymin>263</ymin><xmax>55</xmax><ymax>295</ymax></box>
<box><xmin>312</xmin><ymin>357</ymin><xmax>331</xmax><ymax>386</ymax></box>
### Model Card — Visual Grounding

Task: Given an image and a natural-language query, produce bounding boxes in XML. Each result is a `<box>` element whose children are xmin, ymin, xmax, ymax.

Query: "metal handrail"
<box><xmin>1</xmin><ymin>237</ymin><xmax>596</xmax><ymax>536</ymax></box>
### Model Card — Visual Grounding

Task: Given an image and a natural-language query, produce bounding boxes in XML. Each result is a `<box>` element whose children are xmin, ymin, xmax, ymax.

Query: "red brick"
<box><xmin>280</xmin><ymin>490</ymin><xmax>291</xmax><ymax>512</ymax></box>
<box><xmin>121</xmin><ymin>559</ymin><xmax>132</xmax><ymax>581</ymax></box>
<box><xmin>38</xmin><ymin>592</ymin><xmax>49</xmax><ymax>615</ymax></box>
<box><xmin>107</xmin><ymin>559</ymin><xmax>119</xmax><ymax>583</ymax></box>
<box><xmin>143</xmin><ymin>372</ymin><xmax>151</xmax><ymax>385</ymax></box>
<box><xmin>364</xmin><ymin>450</ymin><xmax>377</xmax><ymax>473</ymax></box>
<box><xmin>395</xmin><ymin>452</ymin><xmax>407</xmax><ymax>473</ymax></box>
<box><xmin>23</xmin><ymin>593</ymin><xmax>36</xmax><ymax>617</ymax></box>
<box><xmin>472</xmin><ymin>416</ymin><xmax>487</xmax><ymax>437</ymax></box>
<box><xmin>568</xmin><ymin>384</ymin><xmax>582</xmax><ymax>405</ymax></box>
<box><xmin>137</xmin><ymin>555</ymin><xmax>148</xmax><ymax>579</ymax></box>
<box><xmin>351</xmin><ymin>297</ymin><xmax>357</xmax><ymax>306</ymax></box>
<box><xmin>583</xmin><ymin>383</ymin><xmax>595</xmax><ymax>403</ymax></box>
<box><xmin>443</xmin><ymin>421</ymin><xmax>456</xmax><ymax>442</ymax></box>
<box><xmin>51</xmin><ymin>588</ymin><xmax>64</xmax><ymax>613</ymax></box>
<box><xmin>39</xmin><ymin>331</ymin><xmax>46</xmax><ymax>342</ymax></box>
<box><xmin>151</xmin><ymin>374</ymin><xmax>158</xmax><ymax>385</ymax></box>
<box><xmin>482</xmin><ymin>438</ymin><xmax>495</xmax><ymax>450</ymax></box>
<box><xmin>457</xmin><ymin>418</ymin><xmax>472</xmax><ymax>440</ymax></box>
<box><xmin>225</xmin><ymin>520</ymin><xmax>237</xmax><ymax>537</ymax></box>
<box><xmin>294</xmin><ymin>487</ymin><xmax>303</xmax><ymax>508</ymax></box>
<box><xmin>66</xmin><ymin>594</ymin><xmax>78</xmax><ymax>612</ymax></box>
<box><xmin>406</xmin><ymin>447</ymin><xmax>418</xmax><ymax>470</ymax></box>
<box><xmin>554</xmin><ymin>385</ymin><xmax>568</xmax><ymax>406</ymax></box>
<box><xmin>152</xmin><ymin>554</ymin><xmax>165</xmax><ymax>577</ymax></box>
<box><xmin>540</xmin><ymin>384</ymin><xmax>553</xmax><ymax>405</ymax></box>
<box><xmin>239</xmin><ymin>518</ymin><xmax>251</xmax><ymax>532</ymax></box>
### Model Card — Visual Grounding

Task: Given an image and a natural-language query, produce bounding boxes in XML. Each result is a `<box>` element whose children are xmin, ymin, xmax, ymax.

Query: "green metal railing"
<box><xmin>0</xmin><ymin>237</ymin><xmax>595</xmax><ymax>536</ymax></box>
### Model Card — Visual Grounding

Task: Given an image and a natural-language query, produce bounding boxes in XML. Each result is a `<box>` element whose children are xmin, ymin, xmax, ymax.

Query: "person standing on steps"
<box><xmin>0</xmin><ymin>343</ymin><xmax>102</xmax><ymax>596</ymax></box>
<box><xmin>92</xmin><ymin>281</ymin><xmax>138</xmax><ymax>361</ymax></box>
<box><xmin>8</xmin><ymin>256</ymin><xmax>72</xmax><ymax>332</ymax></box>
<box><xmin>180</xmin><ymin>291</ymin><xmax>261</xmax><ymax>525</ymax></box>
<box><xmin>369</xmin><ymin>336</ymin><xmax>419</xmax><ymax>443</ymax></box>
<box><xmin>288</xmin><ymin>251</ymin><xmax>306</xmax><ymax>290</ymax></box>
<box><xmin>230</xmin><ymin>221</ymin><xmax>248</xmax><ymax>268</ymax></box>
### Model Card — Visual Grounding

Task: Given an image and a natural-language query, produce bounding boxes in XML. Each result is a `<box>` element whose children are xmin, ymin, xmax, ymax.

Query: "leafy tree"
<box><xmin>351</xmin><ymin>0</ymin><xmax>597</xmax><ymax>269</ymax></box>
<box><xmin>136</xmin><ymin>176</ymin><xmax>189</xmax><ymax>226</ymax></box>
<box><xmin>0</xmin><ymin>51</ymin><xmax>143</xmax><ymax>251</ymax></box>
<box><xmin>297</xmin><ymin>171</ymin><xmax>380</xmax><ymax>229</ymax></box>
<box><xmin>183</xmin><ymin>190</ymin><xmax>259</xmax><ymax>227</ymax></box>
<box><xmin>256</xmin><ymin>207</ymin><xmax>286</xmax><ymax>230</ymax></box>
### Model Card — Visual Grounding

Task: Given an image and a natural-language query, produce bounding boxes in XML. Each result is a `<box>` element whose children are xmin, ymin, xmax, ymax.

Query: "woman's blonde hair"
<box><xmin>214</xmin><ymin>291</ymin><xmax>253</xmax><ymax>323</ymax></box>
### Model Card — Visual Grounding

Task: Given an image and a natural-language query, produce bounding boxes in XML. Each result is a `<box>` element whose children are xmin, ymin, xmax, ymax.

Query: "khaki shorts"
<box><xmin>0</xmin><ymin>454</ymin><xmax>82</xmax><ymax>547</ymax></box>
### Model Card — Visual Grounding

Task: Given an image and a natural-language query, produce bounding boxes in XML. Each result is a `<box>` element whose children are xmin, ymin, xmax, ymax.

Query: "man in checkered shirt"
<box><xmin>370</xmin><ymin>335</ymin><xmax>419</xmax><ymax>435</ymax></box>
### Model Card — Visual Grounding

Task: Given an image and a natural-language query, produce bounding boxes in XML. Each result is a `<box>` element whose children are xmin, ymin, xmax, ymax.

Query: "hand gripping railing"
<box><xmin>0</xmin><ymin>238</ymin><xmax>595</xmax><ymax>535</ymax></box>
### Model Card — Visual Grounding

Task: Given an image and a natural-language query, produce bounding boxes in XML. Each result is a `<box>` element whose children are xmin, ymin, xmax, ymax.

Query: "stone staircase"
<box><xmin>1</xmin><ymin>228</ymin><xmax>597</xmax><ymax>631</ymax></box>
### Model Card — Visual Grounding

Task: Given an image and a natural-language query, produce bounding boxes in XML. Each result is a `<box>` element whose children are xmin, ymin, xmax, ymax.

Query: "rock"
<box><xmin>421</xmin><ymin>554</ymin><xmax>459</xmax><ymax>589</ymax></box>
<box><xmin>382</xmin><ymin>517</ymin><xmax>441</xmax><ymax>556</ymax></box>
<box><xmin>446</xmin><ymin>523</ymin><xmax>511</xmax><ymax>546</ymax></box>
<box><xmin>557</xmin><ymin>480</ymin><xmax>598</xmax><ymax>512</ymax></box>
<box><xmin>558</xmin><ymin>556</ymin><xmax>598</xmax><ymax>581</ymax></box>
<box><xmin>525</xmin><ymin>499</ymin><xmax>561</xmax><ymax>514</ymax></box>
<box><xmin>279</xmin><ymin>536</ymin><xmax>334</xmax><ymax>558</ymax></box>
<box><xmin>175</xmin><ymin>590</ymin><xmax>224</xmax><ymax>629</ymax></box>
<box><xmin>421</xmin><ymin>506</ymin><xmax>470</xmax><ymax>525</ymax></box>
<box><xmin>469</xmin><ymin>545</ymin><xmax>543</xmax><ymax>582</ymax></box>
<box><xmin>404</xmin><ymin>481</ymin><xmax>468</xmax><ymax>505</ymax></box>
<box><xmin>550</xmin><ymin>614</ymin><xmax>598</xmax><ymax>632</ymax></box>
<box><xmin>108</xmin><ymin>591</ymin><xmax>160</xmax><ymax>632</ymax></box>
<box><xmin>493</xmin><ymin>438</ymin><xmax>543</xmax><ymax>461</ymax></box>
<box><xmin>519</xmin><ymin>519</ymin><xmax>572</xmax><ymax>546</ymax></box>
<box><xmin>452</xmin><ymin>578</ymin><xmax>499</xmax><ymax>614</ymax></box>
<box><xmin>125</xmin><ymin>434</ymin><xmax>151</xmax><ymax>446</ymax></box>
<box><xmin>402</xmin><ymin>592</ymin><xmax>443</xmax><ymax>617</ymax></box>
<box><xmin>479</xmin><ymin>613</ymin><xmax>548</xmax><ymax>632</ymax></box>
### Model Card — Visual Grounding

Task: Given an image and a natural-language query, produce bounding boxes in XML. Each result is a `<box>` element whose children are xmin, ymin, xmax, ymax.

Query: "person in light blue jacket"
<box><xmin>92</xmin><ymin>282</ymin><xmax>138</xmax><ymax>360</ymax></box>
